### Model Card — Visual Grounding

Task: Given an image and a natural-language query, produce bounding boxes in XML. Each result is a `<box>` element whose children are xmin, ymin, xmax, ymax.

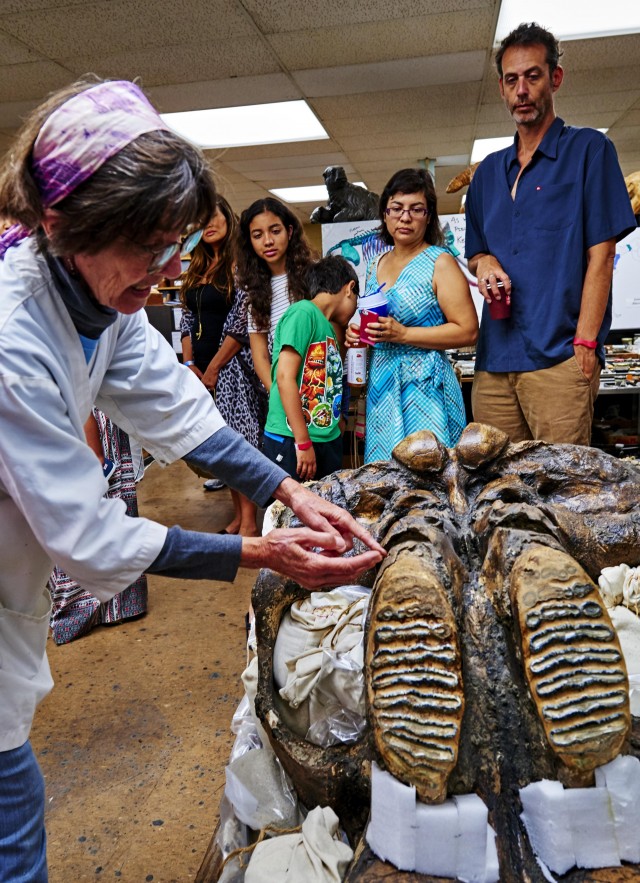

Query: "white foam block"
<box><xmin>520</xmin><ymin>779</ymin><xmax>575</xmax><ymax>875</ymax></box>
<box><xmin>564</xmin><ymin>787</ymin><xmax>620</xmax><ymax>869</ymax></box>
<box><xmin>415</xmin><ymin>799</ymin><xmax>458</xmax><ymax>877</ymax></box>
<box><xmin>366</xmin><ymin>763</ymin><xmax>416</xmax><ymax>870</ymax></box>
<box><xmin>595</xmin><ymin>755</ymin><xmax>640</xmax><ymax>863</ymax></box>
<box><xmin>454</xmin><ymin>794</ymin><xmax>488</xmax><ymax>882</ymax></box>
<box><xmin>482</xmin><ymin>826</ymin><xmax>500</xmax><ymax>883</ymax></box>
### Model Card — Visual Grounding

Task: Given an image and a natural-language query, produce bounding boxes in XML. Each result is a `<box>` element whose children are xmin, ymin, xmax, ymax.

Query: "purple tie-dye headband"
<box><xmin>0</xmin><ymin>80</ymin><xmax>170</xmax><ymax>258</ymax></box>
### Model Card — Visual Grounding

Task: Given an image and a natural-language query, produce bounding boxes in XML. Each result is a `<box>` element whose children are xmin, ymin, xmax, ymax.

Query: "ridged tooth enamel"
<box><xmin>528</xmin><ymin>646</ymin><xmax>621</xmax><ymax>675</ymax></box>
<box><xmin>511</xmin><ymin>545</ymin><xmax>630</xmax><ymax>772</ymax></box>
<box><xmin>366</xmin><ymin>552</ymin><xmax>464</xmax><ymax>803</ymax></box>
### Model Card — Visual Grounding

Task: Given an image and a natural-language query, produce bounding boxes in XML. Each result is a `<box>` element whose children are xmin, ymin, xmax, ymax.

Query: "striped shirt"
<box><xmin>247</xmin><ymin>273</ymin><xmax>292</xmax><ymax>345</ymax></box>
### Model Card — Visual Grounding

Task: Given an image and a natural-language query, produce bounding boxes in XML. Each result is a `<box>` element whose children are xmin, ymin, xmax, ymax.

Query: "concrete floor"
<box><xmin>30</xmin><ymin>459</ymin><xmax>253</xmax><ymax>883</ymax></box>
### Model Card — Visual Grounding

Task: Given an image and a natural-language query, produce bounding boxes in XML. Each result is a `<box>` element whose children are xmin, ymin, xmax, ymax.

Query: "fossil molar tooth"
<box><xmin>510</xmin><ymin>545</ymin><xmax>630</xmax><ymax>772</ymax></box>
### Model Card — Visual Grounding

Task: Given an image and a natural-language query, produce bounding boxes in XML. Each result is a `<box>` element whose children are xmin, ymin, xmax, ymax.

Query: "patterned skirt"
<box><xmin>48</xmin><ymin>410</ymin><xmax>148</xmax><ymax>645</ymax></box>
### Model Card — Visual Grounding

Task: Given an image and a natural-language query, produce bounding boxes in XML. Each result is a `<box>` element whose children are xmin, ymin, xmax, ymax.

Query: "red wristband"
<box><xmin>295</xmin><ymin>440</ymin><xmax>313</xmax><ymax>451</ymax></box>
<box><xmin>573</xmin><ymin>337</ymin><xmax>597</xmax><ymax>349</ymax></box>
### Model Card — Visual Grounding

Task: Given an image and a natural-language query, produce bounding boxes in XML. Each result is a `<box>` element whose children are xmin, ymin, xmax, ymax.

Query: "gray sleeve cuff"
<box><xmin>147</xmin><ymin>525</ymin><xmax>243</xmax><ymax>582</ymax></box>
<box><xmin>183</xmin><ymin>426</ymin><xmax>288</xmax><ymax>507</ymax></box>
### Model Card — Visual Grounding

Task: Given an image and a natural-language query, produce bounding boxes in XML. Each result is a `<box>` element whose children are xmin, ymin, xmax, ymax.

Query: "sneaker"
<box><xmin>203</xmin><ymin>478</ymin><xmax>225</xmax><ymax>491</ymax></box>
<box><xmin>102</xmin><ymin>458</ymin><xmax>116</xmax><ymax>481</ymax></box>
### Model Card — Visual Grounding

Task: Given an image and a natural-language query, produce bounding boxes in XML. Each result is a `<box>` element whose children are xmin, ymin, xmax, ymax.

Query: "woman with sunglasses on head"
<box><xmin>0</xmin><ymin>78</ymin><xmax>385</xmax><ymax>880</ymax></box>
<box><xmin>180</xmin><ymin>196</ymin><xmax>236</xmax><ymax>389</ymax></box>
<box><xmin>346</xmin><ymin>167</ymin><xmax>478</xmax><ymax>462</ymax></box>
<box><xmin>180</xmin><ymin>198</ymin><xmax>268</xmax><ymax>535</ymax></box>
<box><xmin>236</xmin><ymin>197</ymin><xmax>315</xmax><ymax>395</ymax></box>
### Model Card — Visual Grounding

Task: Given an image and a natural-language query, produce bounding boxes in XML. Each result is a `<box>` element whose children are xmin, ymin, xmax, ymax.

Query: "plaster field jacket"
<box><xmin>0</xmin><ymin>238</ymin><xmax>224</xmax><ymax>751</ymax></box>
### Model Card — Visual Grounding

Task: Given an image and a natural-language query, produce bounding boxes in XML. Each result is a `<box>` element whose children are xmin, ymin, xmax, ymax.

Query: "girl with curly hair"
<box><xmin>236</xmin><ymin>197</ymin><xmax>315</xmax><ymax>392</ymax></box>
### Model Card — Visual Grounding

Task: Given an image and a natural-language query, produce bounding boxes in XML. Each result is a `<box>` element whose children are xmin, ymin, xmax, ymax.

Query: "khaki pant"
<box><xmin>472</xmin><ymin>356</ymin><xmax>601</xmax><ymax>445</ymax></box>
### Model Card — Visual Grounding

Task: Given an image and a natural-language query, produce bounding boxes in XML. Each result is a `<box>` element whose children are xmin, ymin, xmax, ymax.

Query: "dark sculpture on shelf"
<box><xmin>250</xmin><ymin>424</ymin><xmax>640</xmax><ymax>882</ymax></box>
<box><xmin>310</xmin><ymin>166</ymin><xmax>379</xmax><ymax>224</ymax></box>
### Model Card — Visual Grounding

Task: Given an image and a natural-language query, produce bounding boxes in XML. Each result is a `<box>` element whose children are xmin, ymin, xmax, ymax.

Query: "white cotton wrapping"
<box><xmin>609</xmin><ymin>603</ymin><xmax>640</xmax><ymax>715</ymax></box>
<box><xmin>273</xmin><ymin>587</ymin><xmax>370</xmax><ymax>739</ymax></box>
<box><xmin>598</xmin><ymin>564</ymin><xmax>629</xmax><ymax>608</ymax></box>
<box><xmin>244</xmin><ymin>806</ymin><xmax>353</xmax><ymax>883</ymax></box>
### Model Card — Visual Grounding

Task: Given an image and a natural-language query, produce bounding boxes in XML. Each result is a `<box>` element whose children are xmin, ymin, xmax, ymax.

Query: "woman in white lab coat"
<box><xmin>0</xmin><ymin>77</ymin><xmax>384</xmax><ymax>881</ymax></box>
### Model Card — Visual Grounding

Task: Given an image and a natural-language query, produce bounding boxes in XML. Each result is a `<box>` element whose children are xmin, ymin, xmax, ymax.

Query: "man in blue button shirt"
<box><xmin>465</xmin><ymin>22</ymin><xmax>636</xmax><ymax>444</ymax></box>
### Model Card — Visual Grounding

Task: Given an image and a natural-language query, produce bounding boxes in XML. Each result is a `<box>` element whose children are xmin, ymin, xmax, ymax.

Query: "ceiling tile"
<box><xmin>560</xmin><ymin>33</ymin><xmax>640</xmax><ymax>71</ymax></box>
<box><xmin>63</xmin><ymin>39</ymin><xmax>280</xmax><ymax>86</ymax></box>
<box><xmin>242</xmin><ymin>0</ymin><xmax>493</xmax><ymax>33</ymax></box>
<box><xmin>267</xmin><ymin>11</ymin><xmax>494</xmax><ymax>69</ymax></box>
<box><xmin>292</xmin><ymin>51</ymin><xmax>485</xmax><ymax>98</ymax></box>
<box><xmin>148</xmin><ymin>74</ymin><xmax>299</xmax><ymax>114</ymax></box>
<box><xmin>314</xmin><ymin>81</ymin><xmax>481</xmax><ymax>119</ymax></box>
<box><xmin>0</xmin><ymin>60</ymin><xmax>74</xmax><ymax>102</ymax></box>
<box><xmin>0</xmin><ymin>0</ymin><xmax>256</xmax><ymax>57</ymax></box>
<box><xmin>0</xmin><ymin>0</ymin><xmax>86</xmax><ymax>11</ymax></box>
<box><xmin>227</xmin><ymin>152</ymin><xmax>350</xmax><ymax>173</ymax></box>
<box><xmin>0</xmin><ymin>97</ymin><xmax>39</xmax><ymax>128</ymax></box>
<box><xmin>0</xmin><ymin>28</ymin><xmax>42</xmax><ymax>63</ymax></box>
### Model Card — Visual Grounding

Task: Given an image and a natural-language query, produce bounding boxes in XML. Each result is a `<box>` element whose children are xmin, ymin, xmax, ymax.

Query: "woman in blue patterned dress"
<box><xmin>346</xmin><ymin>168</ymin><xmax>478</xmax><ymax>462</ymax></box>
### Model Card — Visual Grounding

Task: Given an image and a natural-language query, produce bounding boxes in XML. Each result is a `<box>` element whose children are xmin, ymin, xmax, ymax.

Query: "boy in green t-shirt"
<box><xmin>263</xmin><ymin>256</ymin><xmax>359</xmax><ymax>482</ymax></box>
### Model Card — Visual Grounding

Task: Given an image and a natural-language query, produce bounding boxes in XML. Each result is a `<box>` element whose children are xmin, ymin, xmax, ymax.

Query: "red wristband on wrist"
<box><xmin>295</xmin><ymin>440</ymin><xmax>313</xmax><ymax>451</ymax></box>
<box><xmin>573</xmin><ymin>337</ymin><xmax>597</xmax><ymax>349</ymax></box>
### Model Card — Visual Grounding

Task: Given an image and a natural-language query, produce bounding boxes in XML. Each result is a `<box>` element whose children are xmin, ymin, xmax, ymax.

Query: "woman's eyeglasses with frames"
<box><xmin>384</xmin><ymin>206</ymin><xmax>428</xmax><ymax>219</ymax></box>
<box><xmin>122</xmin><ymin>234</ymin><xmax>182</xmax><ymax>274</ymax></box>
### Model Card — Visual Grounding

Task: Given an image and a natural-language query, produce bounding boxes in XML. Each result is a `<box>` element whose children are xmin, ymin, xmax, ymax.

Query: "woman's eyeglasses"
<box><xmin>122</xmin><ymin>234</ymin><xmax>182</xmax><ymax>274</ymax></box>
<box><xmin>384</xmin><ymin>206</ymin><xmax>428</xmax><ymax>219</ymax></box>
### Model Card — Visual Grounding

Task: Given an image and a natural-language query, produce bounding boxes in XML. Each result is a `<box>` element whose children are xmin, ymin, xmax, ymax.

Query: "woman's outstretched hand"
<box><xmin>239</xmin><ymin>478</ymin><xmax>386</xmax><ymax>589</ymax></box>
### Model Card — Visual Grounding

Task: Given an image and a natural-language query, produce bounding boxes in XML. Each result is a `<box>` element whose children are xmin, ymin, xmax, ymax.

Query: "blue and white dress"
<box><xmin>364</xmin><ymin>246</ymin><xmax>466</xmax><ymax>463</ymax></box>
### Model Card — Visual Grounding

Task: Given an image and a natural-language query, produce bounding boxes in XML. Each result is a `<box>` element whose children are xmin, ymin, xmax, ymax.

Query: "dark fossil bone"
<box><xmin>246</xmin><ymin>424</ymin><xmax>640</xmax><ymax>882</ymax></box>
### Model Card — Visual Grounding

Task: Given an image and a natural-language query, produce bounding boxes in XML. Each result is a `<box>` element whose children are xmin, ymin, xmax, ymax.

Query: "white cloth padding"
<box><xmin>520</xmin><ymin>756</ymin><xmax>640</xmax><ymax>874</ymax></box>
<box><xmin>367</xmin><ymin>763</ymin><xmax>499</xmax><ymax>882</ymax></box>
<box><xmin>224</xmin><ymin>748</ymin><xmax>298</xmax><ymax>831</ymax></box>
<box><xmin>598</xmin><ymin>564</ymin><xmax>629</xmax><ymax>608</ymax></box>
<box><xmin>273</xmin><ymin>587</ymin><xmax>370</xmax><ymax>739</ymax></box>
<box><xmin>623</xmin><ymin>567</ymin><xmax>640</xmax><ymax>607</ymax></box>
<box><xmin>244</xmin><ymin>806</ymin><xmax>353</xmax><ymax>883</ymax></box>
<box><xmin>609</xmin><ymin>603</ymin><xmax>640</xmax><ymax>715</ymax></box>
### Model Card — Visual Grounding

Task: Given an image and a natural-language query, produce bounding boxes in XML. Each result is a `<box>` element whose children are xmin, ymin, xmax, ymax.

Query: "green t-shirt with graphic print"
<box><xmin>266</xmin><ymin>300</ymin><xmax>343</xmax><ymax>443</ymax></box>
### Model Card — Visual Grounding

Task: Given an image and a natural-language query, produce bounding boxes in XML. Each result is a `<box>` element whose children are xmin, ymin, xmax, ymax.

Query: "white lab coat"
<box><xmin>0</xmin><ymin>238</ymin><xmax>224</xmax><ymax>751</ymax></box>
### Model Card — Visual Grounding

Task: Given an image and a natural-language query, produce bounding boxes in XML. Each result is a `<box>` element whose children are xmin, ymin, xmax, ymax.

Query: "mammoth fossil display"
<box><xmin>245</xmin><ymin>424</ymin><xmax>640</xmax><ymax>882</ymax></box>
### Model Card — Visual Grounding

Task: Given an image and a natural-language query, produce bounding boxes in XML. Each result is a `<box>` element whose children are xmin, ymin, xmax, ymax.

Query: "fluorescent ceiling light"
<box><xmin>471</xmin><ymin>136</ymin><xmax>513</xmax><ymax>163</ymax></box>
<box><xmin>270</xmin><ymin>183</ymin><xmax>367</xmax><ymax>203</ymax></box>
<box><xmin>161</xmin><ymin>100</ymin><xmax>329</xmax><ymax>149</ymax></box>
<box><xmin>495</xmin><ymin>0</ymin><xmax>640</xmax><ymax>43</ymax></box>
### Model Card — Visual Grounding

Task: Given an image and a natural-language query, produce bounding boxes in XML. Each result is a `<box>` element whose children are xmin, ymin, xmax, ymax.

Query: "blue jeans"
<box><xmin>0</xmin><ymin>741</ymin><xmax>47</xmax><ymax>882</ymax></box>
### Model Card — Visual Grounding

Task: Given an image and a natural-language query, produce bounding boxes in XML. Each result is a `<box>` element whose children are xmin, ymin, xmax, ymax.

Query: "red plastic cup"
<box><xmin>360</xmin><ymin>302</ymin><xmax>389</xmax><ymax>345</ymax></box>
<box><xmin>488</xmin><ymin>281</ymin><xmax>511</xmax><ymax>320</ymax></box>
